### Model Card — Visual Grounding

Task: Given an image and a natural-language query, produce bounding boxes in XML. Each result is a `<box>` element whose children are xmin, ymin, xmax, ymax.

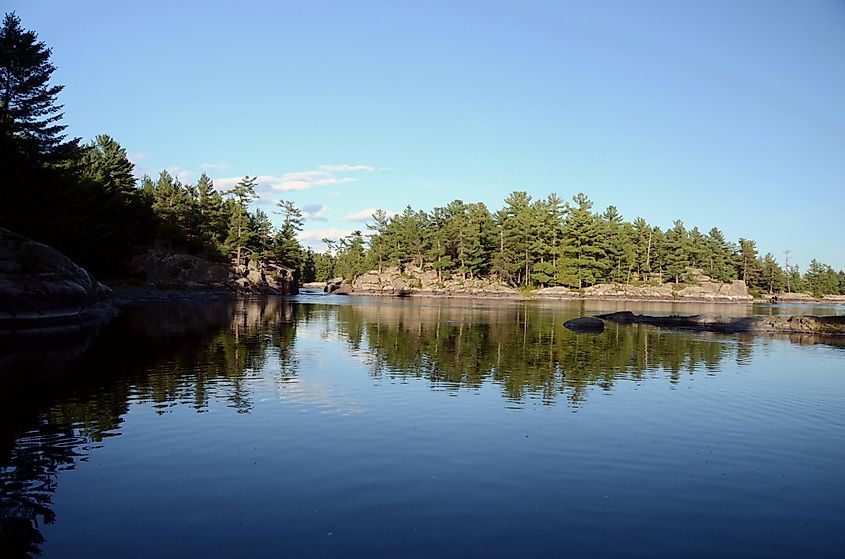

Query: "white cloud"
<box><xmin>273</xmin><ymin>171</ymin><xmax>355</xmax><ymax>192</ymax></box>
<box><xmin>302</xmin><ymin>204</ymin><xmax>329</xmax><ymax>221</ymax></box>
<box><xmin>297</xmin><ymin>228</ymin><xmax>357</xmax><ymax>252</ymax></box>
<box><xmin>127</xmin><ymin>152</ymin><xmax>150</xmax><ymax>163</ymax></box>
<box><xmin>317</xmin><ymin>164</ymin><xmax>376</xmax><ymax>173</ymax></box>
<box><xmin>298</xmin><ymin>228</ymin><xmax>355</xmax><ymax>242</ymax></box>
<box><xmin>166</xmin><ymin>166</ymin><xmax>193</xmax><ymax>183</ymax></box>
<box><xmin>341</xmin><ymin>208</ymin><xmax>397</xmax><ymax>222</ymax></box>
<box><xmin>210</xmin><ymin>163</ymin><xmax>378</xmax><ymax>196</ymax></box>
<box><xmin>208</xmin><ymin>176</ymin><xmax>241</xmax><ymax>191</ymax></box>
<box><xmin>200</xmin><ymin>162</ymin><xmax>231</xmax><ymax>171</ymax></box>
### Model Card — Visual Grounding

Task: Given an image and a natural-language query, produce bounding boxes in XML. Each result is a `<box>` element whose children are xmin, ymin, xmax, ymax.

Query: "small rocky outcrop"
<box><xmin>349</xmin><ymin>266</ymin><xmax>521</xmax><ymax>298</ymax></box>
<box><xmin>0</xmin><ymin>228</ymin><xmax>113</xmax><ymax>328</ymax></box>
<box><xmin>230</xmin><ymin>258</ymin><xmax>297</xmax><ymax>295</ymax></box>
<box><xmin>129</xmin><ymin>250</ymin><xmax>297</xmax><ymax>295</ymax></box>
<box><xmin>535</xmin><ymin>268</ymin><xmax>751</xmax><ymax>303</ymax></box>
<box><xmin>325</xmin><ymin>277</ymin><xmax>348</xmax><ymax>294</ymax></box>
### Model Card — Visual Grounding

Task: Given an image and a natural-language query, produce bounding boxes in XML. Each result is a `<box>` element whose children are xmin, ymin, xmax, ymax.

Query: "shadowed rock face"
<box><xmin>0</xmin><ymin>228</ymin><xmax>113</xmax><ymax>328</ymax></box>
<box><xmin>594</xmin><ymin>311</ymin><xmax>845</xmax><ymax>336</ymax></box>
<box><xmin>129</xmin><ymin>250</ymin><xmax>298</xmax><ymax>295</ymax></box>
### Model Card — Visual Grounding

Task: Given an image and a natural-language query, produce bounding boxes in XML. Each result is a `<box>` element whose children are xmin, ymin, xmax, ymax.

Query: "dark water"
<box><xmin>1</xmin><ymin>295</ymin><xmax>844</xmax><ymax>558</ymax></box>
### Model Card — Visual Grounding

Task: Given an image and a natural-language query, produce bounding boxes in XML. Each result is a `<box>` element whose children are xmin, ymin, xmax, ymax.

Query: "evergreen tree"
<box><xmin>687</xmin><ymin>227</ymin><xmax>708</xmax><ymax>271</ymax></box>
<box><xmin>80</xmin><ymin>134</ymin><xmax>136</xmax><ymax>196</ymax></box>
<box><xmin>759</xmin><ymin>252</ymin><xmax>785</xmax><ymax>294</ymax></box>
<box><xmin>664</xmin><ymin>220</ymin><xmax>690</xmax><ymax>283</ymax></box>
<box><xmin>251</xmin><ymin>208</ymin><xmax>274</xmax><ymax>256</ymax></box>
<box><xmin>195</xmin><ymin>173</ymin><xmax>227</xmax><ymax>252</ymax></box>
<box><xmin>0</xmin><ymin>12</ymin><xmax>78</xmax><ymax>161</ymax></box>
<box><xmin>601</xmin><ymin>206</ymin><xmax>634</xmax><ymax>283</ymax></box>
<box><xmin>273</xmin><ymin>199</ymin><xmax>304</xmax><ymax>268</ymax></box>
<box><xmin>499</xmin><ymin>191</ymin><xmax>534</xmax><ymax>286</ymax></box>
<box><xmin>558</xmin><ymin>193</ymin><xmax>607</xmax><ymax>288</ymax></box>
<box><xmin>632</xmin><ymin>218</ymin><xmax>654</xmax><ymax>280</ymax></box>
<box><xmin>225</xmin><ymin>176</ymin><xmax>257</xmax><ymax>265</ymax></box>
<box><xmin>804</xmin><ymin>259</ymin><xmax>839</xmax><ymax>296</ymax></box>
<box><xmin>465</xmin><ymin>202</ymin><xmax>495</xmax><ymax>279</ymax></box>
<box><xmin>334</xmin><ymin>231</ymin><xmax>368</xmax><ymax>279</ymax></box>
<box><xmin>366</xmin><ymin>209</ymin><xmax>391</xmax><ymax>273</ymax></box>
<box><xmin>705</xmin><ymin>228</ymin><xmax>735</xmax><ymax>282</ymax></box>
<box><xmin>425</xmin><ymin>206</ymin><xmax>452</xmax><ymax>281</ymax></box>
<box><xmin>735</xmin><ymin>238</ymin><xmax>761</xmax><ymax>288</ymax></box>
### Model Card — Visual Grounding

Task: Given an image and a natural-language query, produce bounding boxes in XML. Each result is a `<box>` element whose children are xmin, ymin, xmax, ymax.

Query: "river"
<box><xmin>1</xmin><ymin>294</ymin><xmax>844</xmax><ymax>557</ymax></box>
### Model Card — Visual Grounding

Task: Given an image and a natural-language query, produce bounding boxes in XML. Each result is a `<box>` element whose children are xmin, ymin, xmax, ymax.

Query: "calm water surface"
<box><xmin>1</xmin><ymin>295</ymin><xmax>844</xmax><ymax>557</ymax></box>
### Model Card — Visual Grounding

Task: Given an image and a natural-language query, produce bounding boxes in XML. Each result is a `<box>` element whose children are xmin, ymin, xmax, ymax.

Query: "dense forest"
<box><xmin>1</xmin><ymin>12</ymin><xmax>843</xmax><ymax>296</ymax></box>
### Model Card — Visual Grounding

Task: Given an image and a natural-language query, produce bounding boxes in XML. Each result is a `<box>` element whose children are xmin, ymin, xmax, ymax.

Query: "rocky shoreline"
<box><xmin>308</xmin><ymin>266</ymin><xmax>845</xmax><ymax>306</ymax></box>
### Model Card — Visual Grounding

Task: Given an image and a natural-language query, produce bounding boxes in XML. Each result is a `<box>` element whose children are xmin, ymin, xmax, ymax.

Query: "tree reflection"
<box><xmin>0</xmin><ymin>298</ymin><xmax>298</xmax><ymax>556</ymax></box>
<box><xmin>2</xmin><ymin>298</ymin><xmax>839</xmax><ymax>555</ymax></box>
<box><xmin>333</xmin><ymin>302</ymin><xmax>736</xmax><ymax>406</ymax></box>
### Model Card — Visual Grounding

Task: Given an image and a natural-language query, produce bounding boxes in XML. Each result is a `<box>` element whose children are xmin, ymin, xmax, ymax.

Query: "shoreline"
<box><xmin>338</xmin><ymin>289</ymin><xmax>845</xmax><ymax>306</ymax></box>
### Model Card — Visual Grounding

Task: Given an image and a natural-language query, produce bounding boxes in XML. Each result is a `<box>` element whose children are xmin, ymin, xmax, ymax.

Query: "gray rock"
<box><xmin>564</xmin><ymin>317</ymin><xmax>605</xmax><ymax>333</ymax></box>
<box><xmin>0</xmin><ymin>228</ymin><xmax>114</xmax><ymax>328</ymax></box>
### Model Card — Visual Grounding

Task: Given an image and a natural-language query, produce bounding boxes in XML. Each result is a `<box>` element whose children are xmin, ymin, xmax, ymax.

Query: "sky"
<box><xmin>8</xmin><ymin>0</ymin><xmax>845</xmax><ymax>270</ymax></box>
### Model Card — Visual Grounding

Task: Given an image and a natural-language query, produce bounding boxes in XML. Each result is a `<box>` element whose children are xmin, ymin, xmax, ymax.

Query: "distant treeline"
<box><xmin>1</xmin><ymin>12</ymin><xmax>842</xmax><ymax>295</ymax></box>
<box><xmin>318</xmin><ymin>196</ymin><xmax>845</xmax><ymax>296</ymax></box>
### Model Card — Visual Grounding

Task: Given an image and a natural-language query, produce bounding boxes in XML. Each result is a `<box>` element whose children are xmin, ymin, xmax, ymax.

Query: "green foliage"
<box><xmin>0</xmin><ymin>12</ymin><xmax>78</xmax><ymax>162</ymax></box>
<box><xmin>558</xmin><ymin>193</ymin><xmax>607</xmax><ymax>288</ymax></box>
<box><xmin>804</xmin><ymin>259</ymin><xmax>840</xmax><ymax>297</ymax></box>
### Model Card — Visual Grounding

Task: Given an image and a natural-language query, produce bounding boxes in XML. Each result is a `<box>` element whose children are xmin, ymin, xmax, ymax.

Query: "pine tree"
<box><xmin>196</xmin><ymin>173</ymin><xmax>227</xmax><ymax>252</ymax></box>
<box><xmin>225</xmin><ymin>176</ymin><xmax>257</xmax><ymax>265</ymax></box>
<box><xmin>558</xmin><ymin>193</ymin><xmax>607</xmax><ymax>288</ymax></box>
<box><xmin>735</xmin><ymin>238</ymin><xmax>761</xmax><ymax>288</ymax></box>
<box><xmin>632</xmin><ymin>218</ymin><xmax>653</xmax><ymax>280</ymax></box>
<box><xmin>705</xmin><ymin>228</ymin><xmax>735</xmax><ymax>282</ymax></box>
<box><xmin>425</xmin><ymin>206</ymin><xmax>452</xmax><ymax>281</ymax></box>
<box><xmin>499</xmin><ymin>191</ymin><xmax>534</xmax><ymax>286</ymax></box>
<box><xmin>0</xmin><ymin>12</ymin><xmax>78</xmax><ymax>161</ymax></box>
<box><xmin>273</xmin><ymin>199</ymin><xmax>304</xmax><ymax>267</ymax></box>
<box><xmin>664</xmin><ymin>220</ymin><xmax>690</xmax><ymax>283</ymax></box>
<box><xmin>366</xmin><ymin>209</ymin><xmax>391</xmax><ymax>273</ymax></box>
<box><xmin>759</xmin><ymin>252</ymin><xmax>785</xmax><ymax>294</ymax></box>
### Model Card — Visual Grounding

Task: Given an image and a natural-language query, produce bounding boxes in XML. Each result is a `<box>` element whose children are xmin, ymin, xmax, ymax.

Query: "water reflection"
<box><xmin>334</xmin><ymin>302</ymin><xmax>741</xmax><ymax>405</ymax></box>
<box><xmin>0</xmin><ymin>297</ymin><xmax>841</xmax><ymax>556</ymax></box>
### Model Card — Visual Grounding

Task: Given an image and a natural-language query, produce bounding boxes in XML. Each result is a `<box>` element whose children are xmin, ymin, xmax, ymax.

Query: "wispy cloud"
<box><xmin>297</xmin><ymin>228</ymin><xmax>356</xmax><ymax>252</ymax></box>
<box><xmin>341</xmin><ymin>208</ymin><xmax>396</xmax><ymax>222</ymax></box>
<box><xmin>274</xmin><ymin>171</ymin><xmax>355</xmax><ymax>192</ymax></box>
<box><xmin>298</xmin><ymin>228</ymin><xmax>355</xmax><ymax>242</ymax></box>
<box><xmin>200</xmin><ymin>162</ymin><xmax>231</xmax><ymax>171</ymax></box>
<box><xmin>302</xmin><ymin>204</ymin><xmax>329</xmax><ymax>221</ymax></box>
<box><xmin>317</xmin><ymin>164</ymin><xmax>376</xmax><ymax>173</ymax></box>
<box><xmin>211</xmin><ymin>163</ymin><xmax>378</xmax><ymax>198</ymax></box>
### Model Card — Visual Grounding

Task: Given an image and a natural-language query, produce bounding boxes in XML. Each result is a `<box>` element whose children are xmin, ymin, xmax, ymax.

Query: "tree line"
<box><xmin>0</xmin><ymin>12</ymin><xmax>312</xmax><ymax>278</ymax></box>
<box><xmin>319</xmin><ymin>193</ymin><xmax>845</xmax><ymax>297</ymax></box>
<box><xmin>1</xmin><ymin>11</ymin><xmax>842</xmax><ymax>295</ymax></box>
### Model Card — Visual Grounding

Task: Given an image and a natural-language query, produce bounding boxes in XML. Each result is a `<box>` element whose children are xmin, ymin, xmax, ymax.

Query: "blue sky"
<box><xmin>9</xmin><ymin>0</ymin><xmax>845</xmax><ymax>270</ymax></box>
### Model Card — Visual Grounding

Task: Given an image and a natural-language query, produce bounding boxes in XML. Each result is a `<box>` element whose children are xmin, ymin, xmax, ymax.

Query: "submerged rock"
<box><xmin>594</xmin><ymin>311</ymin><xmax>845</xmax><ymax>336</ymax></box>
<box><xmin>564</xmin><ymin>317</ymin><xmax>605</xmax><ymax>333</ymax></box>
